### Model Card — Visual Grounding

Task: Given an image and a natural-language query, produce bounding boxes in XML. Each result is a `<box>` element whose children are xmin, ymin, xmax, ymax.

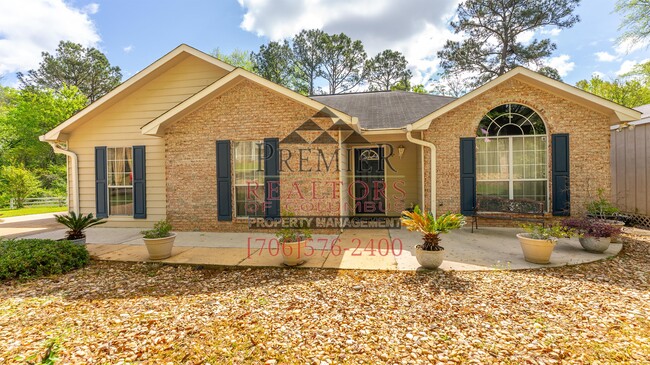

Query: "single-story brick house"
<box><xmin>41</xmin><ymin>44</ymin><xmax>641</xmax><ymax>230</ymax></box>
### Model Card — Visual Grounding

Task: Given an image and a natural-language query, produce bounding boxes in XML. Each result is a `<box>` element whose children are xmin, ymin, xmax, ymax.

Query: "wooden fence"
<box><xmin>611</xmin><ymin>121</ymin><xmax>650</xmax><ymax>226</ymax></box>
<box><xmin>9</xmin><ymin>196</ymin><xmax>67</xmax><ymax>209</ymax></box>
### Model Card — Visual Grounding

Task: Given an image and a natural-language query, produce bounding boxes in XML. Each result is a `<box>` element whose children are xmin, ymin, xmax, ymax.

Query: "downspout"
<box><xmin>46</xmin><ymin>141</ymin><xmax>79</xmax><ymax>215</ymax></box>
<box><xmin>338</xmin><ymin>129</ymin><xmax>345</xmax><ymax>233</ymax></box>
<box><xmin>405</xmin><ymin>125</ymin><xmax>436</xmax><ymax>218</ymax></box>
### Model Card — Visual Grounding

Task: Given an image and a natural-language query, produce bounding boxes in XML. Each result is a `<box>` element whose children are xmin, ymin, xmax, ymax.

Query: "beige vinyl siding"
<box><xmin>68</xmin><ymin>56</ymin><xmax>227</xmax><ymax>227</ymax></box>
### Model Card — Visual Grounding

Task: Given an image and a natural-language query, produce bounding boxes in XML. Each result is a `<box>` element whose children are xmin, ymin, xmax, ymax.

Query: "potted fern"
<box><xmin>401</xmin><ymin>206</ymin><xmax>465</xmax><ymax>269</ymax></box>
<box><xmin>517</xmin><ymin>223</ymin><xmax>574</xmax><ymax>264</ymax></box>
<box><xmin>54</xmin><ymin>212</ymin><xmax>106</xmax><ymax>245</ymax></box>
<box><xmin>141</xmin><ymin>220</ymin><xmax>176</xmax><ymax>260</ymax></box>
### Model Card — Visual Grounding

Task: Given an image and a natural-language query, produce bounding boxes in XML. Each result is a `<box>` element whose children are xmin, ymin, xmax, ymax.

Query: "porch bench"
<box><xmin>471</xmin><ymin>196</ymin><xmax>545</xmax><ymax>233</ymax></box>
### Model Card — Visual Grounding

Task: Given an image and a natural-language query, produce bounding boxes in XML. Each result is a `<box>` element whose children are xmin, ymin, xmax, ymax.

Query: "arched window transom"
<box><xmin>475</xmin><ymin>104</ymin><xmax>548</xmax><ymax>208</ymax></box>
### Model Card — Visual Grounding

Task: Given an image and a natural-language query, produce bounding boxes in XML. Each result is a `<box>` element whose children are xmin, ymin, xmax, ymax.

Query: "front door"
<box><xmin>354</xmin><ymin>147</ymin><xmax>386</xmax><ymax>215</ymax></box>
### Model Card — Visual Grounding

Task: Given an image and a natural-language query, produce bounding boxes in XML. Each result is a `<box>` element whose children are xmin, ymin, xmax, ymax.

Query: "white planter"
<box><xmin>414</xmin><ymin>245</ymin><xmax>445</xmax><ymax>269</ymax></box>
<box><xmin>58</xmin><ymin>236</ymin><xmax>86</xmax><ymax>245</ymax></box>
<box><xmin>281</xmin><ymin>240</ymin><xmax>307</xmax><ymax>266</ymax></box>
<box><xmin>143</xmin><ymin>233</ymin><xmax>176</xmax><ymax>260</ymax></box>
<box><xmin>579</xmin><ymin>237</ymin><xmax>611</xmax><ymax>253</ymax></box>
<box><xmin>517</xmin><ymin>233</ymin><xmax>557</xmax><ymax>264</ymax></box>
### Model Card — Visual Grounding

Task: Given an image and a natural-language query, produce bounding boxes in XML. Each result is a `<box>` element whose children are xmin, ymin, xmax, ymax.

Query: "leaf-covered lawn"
<box><xmin>0</xmin><ymin>206</ymin><xmax>67</xmax><ymax>218</ymax></box>
<box><xmin>1</xmin><ymin>235</ymin><xmax>649</xmax><ymax>364</ymax></box>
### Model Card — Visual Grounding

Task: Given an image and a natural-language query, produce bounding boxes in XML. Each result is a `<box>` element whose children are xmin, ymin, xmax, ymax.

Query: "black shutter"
<box><xmin>460</xmin><ymin>138</ymin><xmax>476</xmax><ymax>216</ymax></box>
<box><xmin>552</xmin><ymin>134</ymin><xmax>570</xmax><ymax>216</ymax></box>
<box><xmin>216</xmin><ymin>140</ymin><xmax>232</xmax><ymax>221</ymax></box>
<box><xmin>132</xmin><ymin>145</ymin><xmax>146</xmax><ymax>219</ymax></box>
<box><xmin>95</xmin><ymin>146</ymin><xmax>108</xmax><ymax>218</ymax></box>
<box><xmin>264</xmin><ymin>138</ymin><xmax>281</xmax><ymax>219</ymax></box>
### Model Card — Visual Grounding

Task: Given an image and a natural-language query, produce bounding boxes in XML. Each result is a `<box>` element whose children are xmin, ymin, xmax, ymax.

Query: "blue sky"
<box><xmin>1</xmin><ymin>0</ymin><xmax>649</xmax><ymax>90</ymax></box>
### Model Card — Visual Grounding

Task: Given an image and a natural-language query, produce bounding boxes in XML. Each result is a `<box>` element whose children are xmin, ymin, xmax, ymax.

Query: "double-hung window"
<box><xmin>107</xmin><ymin>147</ymin><xmax>133</xmax><ymax>216</ymax></box>
<box><xmin>234</xmin><ymin>141</ymin><xmax>265</xmax><ymax>217</ymax></box>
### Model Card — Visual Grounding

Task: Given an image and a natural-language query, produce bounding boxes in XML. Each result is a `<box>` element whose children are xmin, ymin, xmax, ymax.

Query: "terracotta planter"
<box><xmin>579</xmin><ymin>237</ymin><xmax>611</xmax><ymax>253</ymax></box>
<box><xmin>143</xmin><ymin>233</ymin><xmax>176</xmax><ymax>260</ymax></box>
<box><xmin>517</xmin><ymin>233</ymin><xmax>557</xmax><ymax>264</ymax></box>
<box><xmin>281</xmin><ymin>240</ymin><xmax>307</xmax><ymax>266</ymax></box>
<box><xmin>414</xmin><ymin>245</ymin><xmax>445</xmax><ymax>269</ymax></box>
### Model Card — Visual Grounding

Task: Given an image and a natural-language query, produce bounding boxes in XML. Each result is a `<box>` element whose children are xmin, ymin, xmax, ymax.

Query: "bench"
<box><xmin>471</xmin><ymin>196</ymin><xmax>545</xmax><ymax>233</ymax></box>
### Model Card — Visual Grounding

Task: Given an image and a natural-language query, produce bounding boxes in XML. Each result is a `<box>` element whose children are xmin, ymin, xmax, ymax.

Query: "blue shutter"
<box><xmin>95</xmin><ymin>146</ymin><xmax>108</xmax><ymax>218</ymax></box>
<box><xmin>132</xmin><ymin>145</ymin><xmax>146</xmax><ymax>219</ymax></box>
<box><xmin>264</xmin><ymin>138</ymin><xmax>281</xmax><ymax>219</ymax></box>
<box><xmin>552</xmin><ymin>134</ymin><xmax>570</xmax><ymax>216</ymax></box>
<box><xmin>216</xmin><ymin>140</ymin><xmax>232</xmax><ymax>221</ymax></box>
<box><xmin>460</xmin><ymin>138</ymin><xmax>476</xmax><ymax>216</ymax></box>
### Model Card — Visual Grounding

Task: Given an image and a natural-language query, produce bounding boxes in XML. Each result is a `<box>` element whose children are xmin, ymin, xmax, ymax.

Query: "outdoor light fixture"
<box><xmin>398</xmin><ymin>145</ymin><xmax>405</xmax><ymax>159</ymax></box>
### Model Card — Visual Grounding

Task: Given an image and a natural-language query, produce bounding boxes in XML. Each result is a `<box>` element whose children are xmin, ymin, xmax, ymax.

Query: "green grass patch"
<box><xmin>0</xmin><ymin>206</ymin><xmax>68</xmax><ymax>218</ymax></box>
<box><xmin>0</xmin><ymin>239</ymin><xmax>89</xmax><ymax>281</ymax></box>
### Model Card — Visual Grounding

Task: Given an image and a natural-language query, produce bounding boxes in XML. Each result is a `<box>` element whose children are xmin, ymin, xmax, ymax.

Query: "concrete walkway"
<box><xmin>15</xmin><ymin>226</ymin><xmax>623</xmax><ymax>271</ymax></box>
<box><xmin>0</xmin><ymin>213</ymin><xmax>61</xmax><ymax>239</ymax></box>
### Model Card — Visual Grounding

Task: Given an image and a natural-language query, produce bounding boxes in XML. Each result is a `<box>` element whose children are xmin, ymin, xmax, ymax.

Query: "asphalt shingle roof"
<box><xmin>311</xmin><ymin>91</ymin><xmax>456</xmax><ymax>130</ymax></box>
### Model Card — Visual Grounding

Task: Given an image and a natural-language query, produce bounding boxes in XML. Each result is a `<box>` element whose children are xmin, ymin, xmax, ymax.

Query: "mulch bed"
<box><xmin>1</xmin><ymin>234</ymin><xmax>649</xmax><ymax>364</ymax></box>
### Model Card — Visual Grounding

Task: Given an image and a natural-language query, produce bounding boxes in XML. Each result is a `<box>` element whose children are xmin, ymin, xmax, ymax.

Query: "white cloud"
<box><xmin>0</xmin><ymin>0</ymin><xmax>100</xmax><ymax>76</ymax></box>
<box><xmin>615</xmin><ymin>38</ymin><xmax>650</xmax><ymax>55</ymax></box>
<box><xmin>237</xmin><ymin>0</ymin><xmax>460</xmax><ymax>87</ymax></box>
<box><xmin>616</xmin><ymin>59</ymin><xmax>650</xmax><ymax>76</ymax></box>
<box><xmin>546</xmin><ymin>55</ymin><xmax>575</xmax><ymax>77</ymax></box>
<box><xmin>123</xmin><ymin>45</ymin><xmax>134</xmax><ymax>53</ymax></box>
<box><xmin>82</xmin><ymin>3</ymin><xmax>99</xmax><ymax>15</ymax></box>
<box><xmin>517</xmin><ymin>30</ymin><xmax>535</xmax><ymax>44</ymax></box>
<box><xmin>541</xmin><ymin>28</ymin><xmax>561</xmax><ymax>36</ymax></box>
<box><xmin>591</xmin><ymin>71</ymin><xmax>606</xmax><ymax>79</ymax></box>
<box><xmin>595</xmin><ymin>51</ymin><xmax>617</xmax><ymax>62</ymax></box>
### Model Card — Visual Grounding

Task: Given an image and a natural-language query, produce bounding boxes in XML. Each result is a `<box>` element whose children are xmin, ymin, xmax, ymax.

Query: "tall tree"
<box><xmin>615</xmin><ymin>0</ymin><xmax>650</xmax><ymax>44</ymax></box>
<box><xmin>438</xmin><ymin>0</ymin><xmax>581</xmax><ymax>87</ymax></box>
<box><xmin>17</xmin><ymin>41</ymin><xmax>122</xmax><ymax>103</ymax></box>
<box><xmin>364</xmin><ymin>50</ymin><xmax>412</xmax><ymax>91</ymax></box>
<box><xmin>0</xmin><ymin>85</ymin><xmax>87</xmax><ymax>169</ymax></box>
<box><xmin>211</xmin><ymin>48</ymin><xmax>256</xmax><ymax>71</ymax></box>
<box><xmin>576</xmin><ymin>75</ymin><xmax>650</xmax><ymax>108</ymax></box>
<box><xmin>252</xmin><ymin>40</ymin><xmax>295</xmax><ymax>88</ymax></box>
<box><xmin>292</xmin><ymin>29</ymin><xmax>325</xmax><ymax>95</ymax></box>
<box><xmin>431</xmin><ymin>73</ymin><xmax>470</xmax><ymax>97</ymax></box>
<box><xmin>319</xmin><ymin>33</ymin><xmax>367</xmax><ymax>94</ymax></box>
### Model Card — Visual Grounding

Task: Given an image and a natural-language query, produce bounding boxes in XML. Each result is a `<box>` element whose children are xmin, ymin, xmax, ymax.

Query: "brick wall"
<box><xmin>422</xmin><ymin>78</ymin><xmax>612</xmax><ymax>217</ymax></box>
<box><xmin>165</xmin><ymin>80</ymin><xmax>341</xmax><ymax>231</ymax></box>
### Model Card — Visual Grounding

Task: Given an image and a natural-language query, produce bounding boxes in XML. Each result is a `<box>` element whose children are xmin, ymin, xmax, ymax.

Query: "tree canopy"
<box><xmin>576</xmin><ymin>75</ymin><xmax>650</xmax><ymax>108</ymax></box>
<box><xmin>292</xmin><ymin>29</ymin><xmax>325</xmax><ymax>95</ymax></box>
<box><xmin>211</xmin><ymin>48</ymin><xmax>256</xmax><ymax>71</ymax></box>
<box><xmin>17</xmin><ymin>41</ymin><xmax>122</xmax><ymax>103</ymax></box>
<box><xmin>615</xmin><ymin>0</ymin><xmax>650</xmax><ymax>44</ymax></box>
<box><xmin>319</xmin><ymin>33</ymin><xmax>367</xmax><ymax>94</ymax></box>
<box><xmin>365</xmin><ymin>50</ymin><xmax>412</xmax><ymax>91</ymax></box>
<box><xmin>438</xmin><ymin>0</ymin><xmax>580</xmax><ymax>87</ymax></box>
<box><xmin>252</xmin><ymin>40</ymin><xmax>295</xmax><ymax>89</ymax></box>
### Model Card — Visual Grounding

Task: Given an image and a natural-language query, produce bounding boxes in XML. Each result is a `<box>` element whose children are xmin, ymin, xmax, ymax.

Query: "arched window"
<box><xmin>476</xmin><ymin>104</ymin><xmax>548</xmax><ymax>207</ymax></box>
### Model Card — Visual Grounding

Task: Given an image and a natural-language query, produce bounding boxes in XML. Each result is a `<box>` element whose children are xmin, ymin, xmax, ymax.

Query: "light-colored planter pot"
<box><xmin>281</xmin><ymin>240</ymin><xmax>307</xmax><ymax>266</ymax></box>
<box><xmin>579</xmin><ymin>237</ymin><xmax>611</xmax><ymax>253</ymax></box>
<box><xmin>415</xmin><ymin>245</ymin><xmax>445</xmax><ymax>269</ymax></box>
<box><xmin>517</xmin><ymin>233</ymin><xmax>557</xmax><ymax>264</ymax></box>
<box><xmin>143</xmin><ymin>233</ymin><xmax>176</xmax><ymax>260</ymax></box>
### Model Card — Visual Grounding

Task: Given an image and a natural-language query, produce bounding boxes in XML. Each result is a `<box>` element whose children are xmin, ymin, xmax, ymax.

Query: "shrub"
<box><xmin>141</xmin><ymin>220</ymin><xmax>173</xmax><ymax>239</ymax></box>
<box><xmin>521</xmin><ymin>223</ymin><xmax>575</xmax><ymax>240</ymax></box>
<box><xmin>0</xmin><ymin>165</ymin><xmax>40</xmax><ymax>208</ymax></box>
<box><xmin>0</xmin><ymin>239</ymin><xmax>90</xmax><ymax>281</ymax></box>
<box><xmin>585</xmin><ymin>188</ymin><xmax>619</xmax><ymax>217</ymax></box>
<box><xmin>562</xmin><ymin>217</ymin><xmax>622</xmax><ymax>238</ymax></box>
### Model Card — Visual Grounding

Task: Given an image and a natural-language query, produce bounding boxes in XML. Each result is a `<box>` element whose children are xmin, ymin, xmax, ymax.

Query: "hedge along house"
<box><xmin>41</xmin><ymin>44</ymin><xmax>641</xmax><ymax>231</ymax></box>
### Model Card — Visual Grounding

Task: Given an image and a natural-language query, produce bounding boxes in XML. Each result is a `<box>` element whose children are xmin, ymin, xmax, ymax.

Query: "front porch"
<box><xmin>21</xmin><ymin>226</ymin><xmax>622</xmax><ymax>271</ymax></box>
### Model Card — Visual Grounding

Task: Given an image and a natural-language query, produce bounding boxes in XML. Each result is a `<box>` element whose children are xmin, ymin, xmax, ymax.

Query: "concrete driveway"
<box><xmin>0</xmin><ymin>213</ymin><xmax>62</xmax><ymax>239</ymax></box>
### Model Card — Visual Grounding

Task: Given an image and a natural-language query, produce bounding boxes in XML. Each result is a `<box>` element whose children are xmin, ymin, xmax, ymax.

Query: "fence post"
<box><xmin>9</xmin><ymin>199</ymin><xmax>15</xmax><ymax>209</ymax></box>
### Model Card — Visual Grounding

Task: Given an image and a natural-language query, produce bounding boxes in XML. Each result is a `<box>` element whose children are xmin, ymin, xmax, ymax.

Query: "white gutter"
<box><xmin>338</xmin><ymin>129</ymin><xmax>345</xmax><ymax>233</ymax></box>
<box><xmin>405</xmin><ymin>125</ymin><xmax>436</xmax><ymax>218</ymax></box>
<box><xmin>43</xmin><ymin>139</ymin><xmax>79</xmax><ymax>214</ymax></box>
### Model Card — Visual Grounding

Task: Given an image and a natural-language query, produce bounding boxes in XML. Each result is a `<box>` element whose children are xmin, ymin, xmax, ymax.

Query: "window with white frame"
<box><xmin>107</xmin><ymin>147</ymin><xmax>133</xmax><ymax>216</ymax></box>
<box><xmin>234</xmin><ymin>141</ymin><xmax>265</xmax><ymax>217</ymax></box>
<box><xmin>476</xmin><ymin>104</ymin><xmax>548</xmax><ymax>208</ymax></box>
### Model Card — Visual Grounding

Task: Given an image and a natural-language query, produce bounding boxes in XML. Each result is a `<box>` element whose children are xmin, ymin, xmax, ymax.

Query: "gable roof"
<box><xmin>141</xmin><ymin>68</ymin><xmax>355</xmax><ymax>136</ymax></box>
<box><xmin>311</xmin><ymin>91</ymin><xmax>455</xmax><ymax>130</ymax></box>
<box><xmin>41</xmin><ymin>44</ymin><xmax>235</xmax><ymax>141</ymax></box>
<box><xmin>409</xmin><ymin>67</ymin><xmax>642</xmax><ymax>130</ymax></box>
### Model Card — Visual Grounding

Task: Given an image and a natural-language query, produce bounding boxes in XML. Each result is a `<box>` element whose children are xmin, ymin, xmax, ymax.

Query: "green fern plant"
<box><xmin>54</xmin><ymin>212</ymin><xmax>106</xmax><ymax>240</ymax></box>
